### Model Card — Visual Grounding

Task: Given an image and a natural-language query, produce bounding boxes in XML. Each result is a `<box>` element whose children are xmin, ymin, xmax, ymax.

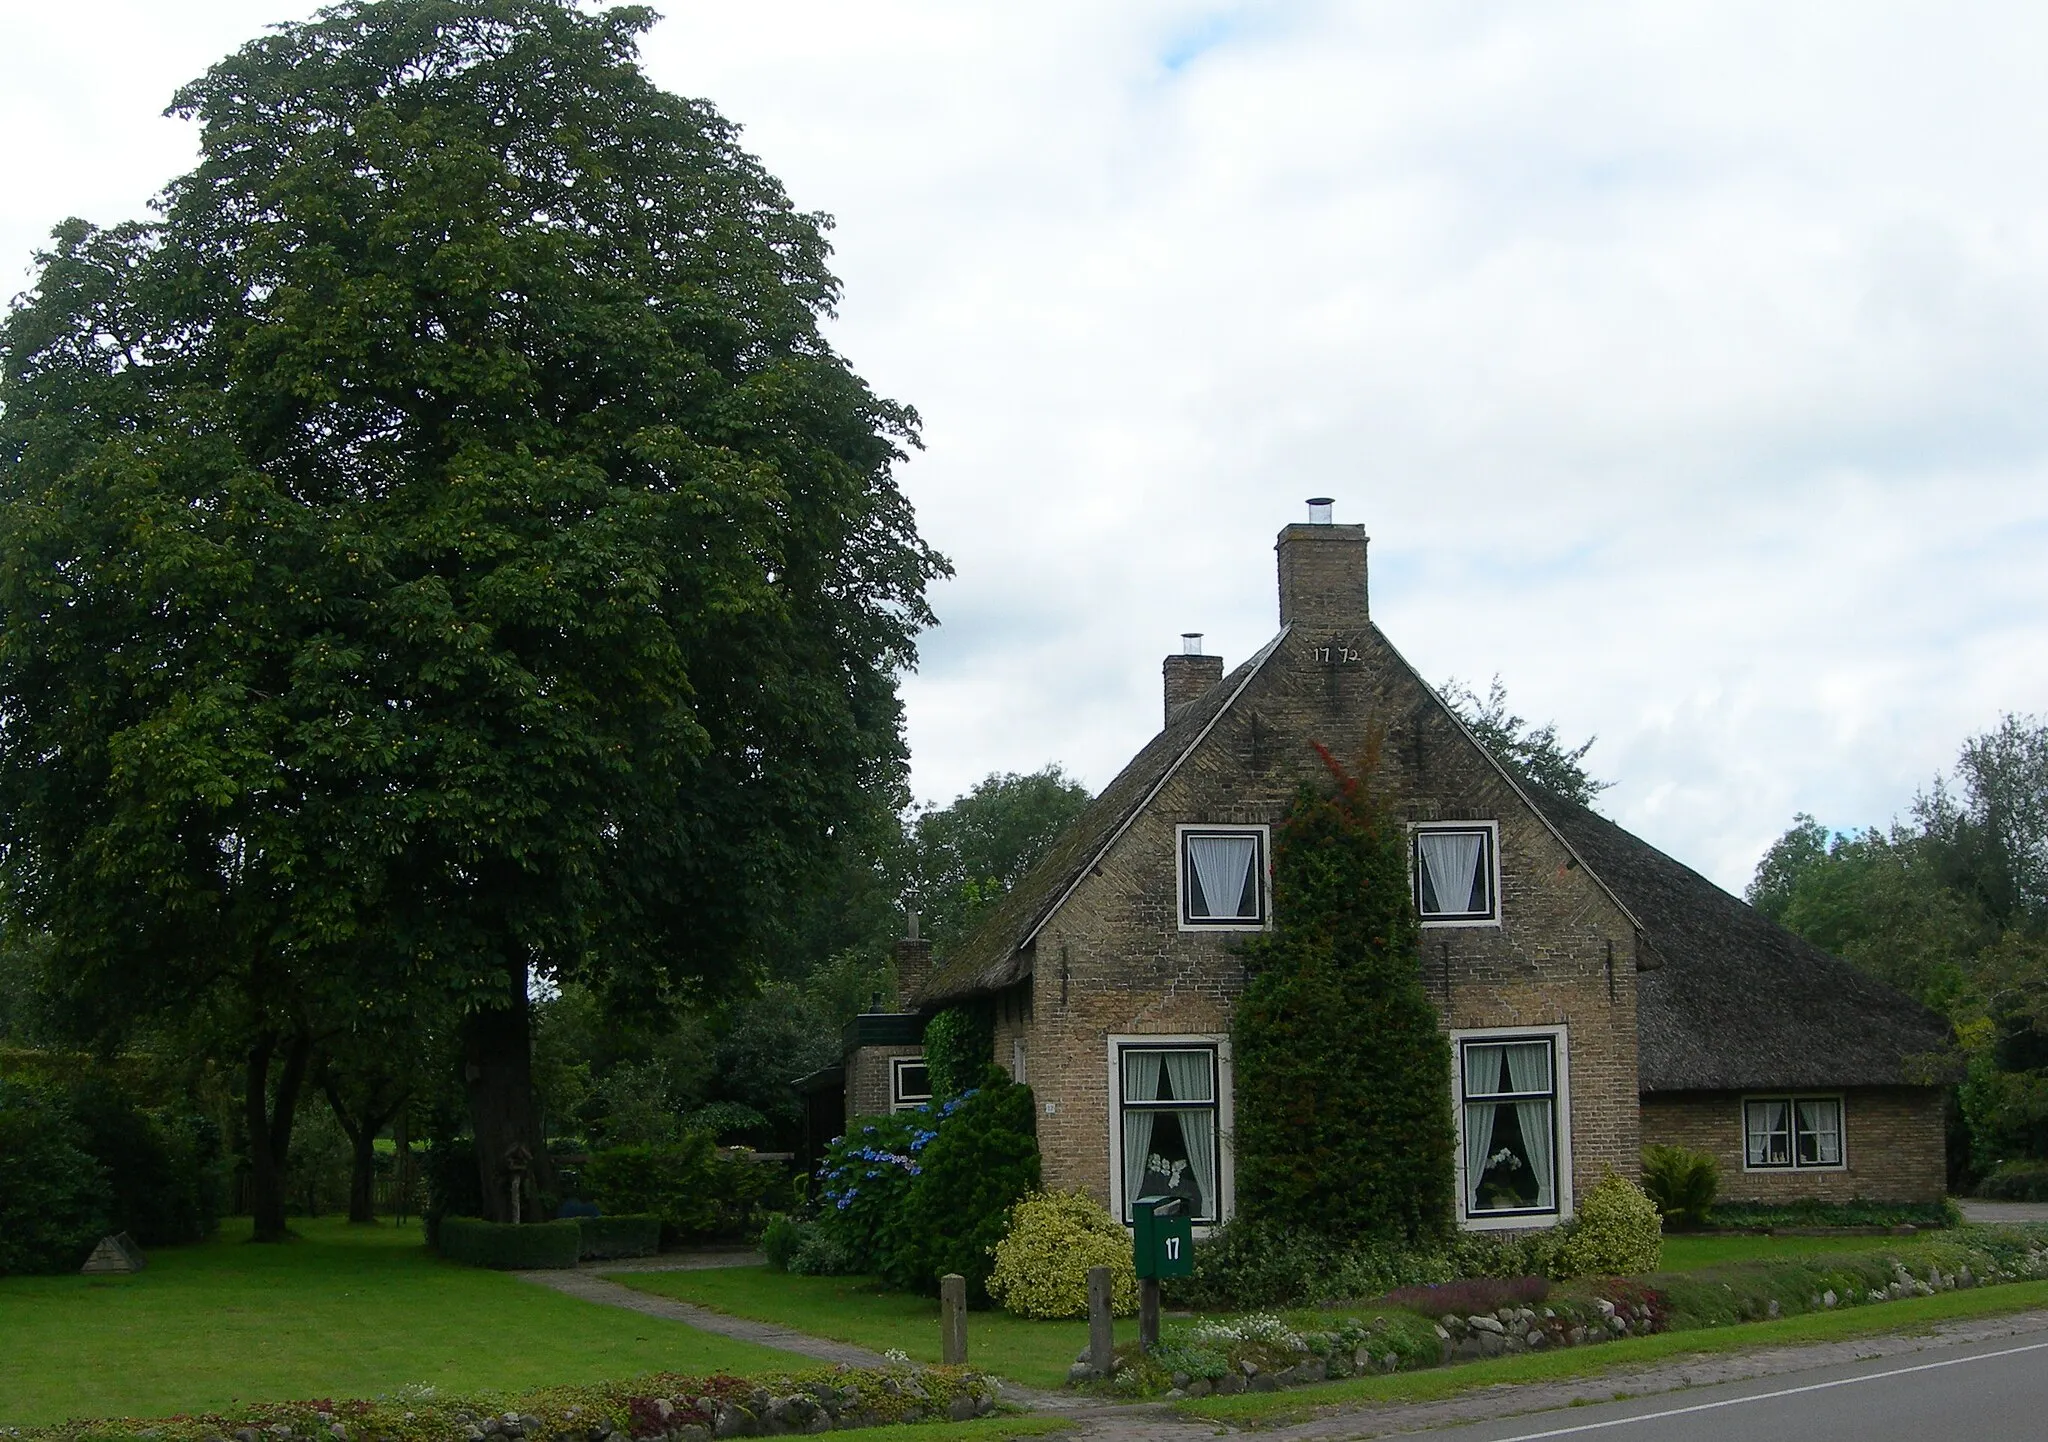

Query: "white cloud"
<box><xmin>5</xmin><ymin>0</ymin><xmax>2047</xmax><ymax>891</ymax></box>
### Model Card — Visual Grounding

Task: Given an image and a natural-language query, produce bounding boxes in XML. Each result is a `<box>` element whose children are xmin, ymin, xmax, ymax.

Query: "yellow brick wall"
<box><xmin>1641</xmin><ymin>1088</ymin><xmax>1946</xmax><ymax>1203</ymax></box>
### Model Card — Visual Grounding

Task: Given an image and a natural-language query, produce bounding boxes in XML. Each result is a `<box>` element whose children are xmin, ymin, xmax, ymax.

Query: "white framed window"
<box><xmin>1744</xmin><ymin>1096</ymin><xmax>1845</xmax><ymax>1170</ymax></box>
<box><xmin>1451</xmin><ymin>1026</ymin><xmax>1572</xmax><ymax>1228</ymax></box>
<box><xmin>890</xmin><ymin>1057</ymin><xmax>932</xmax><ymax>1112</ymax></box>
<box><xmin>1177</xmin><ymin>825</ymin><xmax>1269</xmax><ymax>930</ymax></box>
<box><xmin>1107</xmin><ymin>1037</ymin><xmax>1232</xmax><ymax>1227</ymax></box>
<box><xmin>1413</xmin><ymin>821</ymin><xmax>1500</xmax><ymax>927</ymax></box>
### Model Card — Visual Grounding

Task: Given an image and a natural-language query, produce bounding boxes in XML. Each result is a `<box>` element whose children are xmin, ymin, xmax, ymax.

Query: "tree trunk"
<box><xmin>245</xmin><ymin>1027</ymin><xmax>314</xmax><ymax>1242</ymax></box>
<box><xmin>321</xmin><ymin>1068</ymin><xmax>402</xmax><ymax>1225</ymax></box>
<box><xmin>464</xmin><ymin>955</ymin><xmax>555</xmax><ymax>1222</ymax></box>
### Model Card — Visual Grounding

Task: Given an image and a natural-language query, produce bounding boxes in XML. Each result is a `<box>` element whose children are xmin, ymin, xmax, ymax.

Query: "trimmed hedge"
<box><xmin>584</xmin><ymin>1135</ymin><xmax>775</xmax><ymax>1245</ymax></box>
<box><xmin>577</xmin><ymin>1212</ymin><xmax>662</xmax><ymax>1260</ymax></box>
<box><xmin>0</xmin><ymin>1077</ymin><xmax>111</xmax><ymax>1275</ymax></box>
<box><xmin>1706</xmin><ymin>1198</ymin><xmax>1958</xmax><ymax>1230</ymax></box>
<box><xmin>436</xmin><ymin>1216</ymin><xmax>581</xmax><ymax>1270</ymax></box>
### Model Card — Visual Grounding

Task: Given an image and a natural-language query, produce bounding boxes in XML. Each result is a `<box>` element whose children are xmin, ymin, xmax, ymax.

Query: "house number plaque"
<box><xmin>1311</xmin><ymin>643</ymin><xmax>1360</xmax><ymax>665</ymax></box>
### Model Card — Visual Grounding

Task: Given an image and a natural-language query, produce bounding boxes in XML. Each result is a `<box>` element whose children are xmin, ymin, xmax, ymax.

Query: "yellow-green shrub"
<box><xmin>986</xmin><ymin>1189</ymin><xmax>1137</xmax><ymax>1319</ymax></box>
<box><xmin>1557</xmin><ymin>1171</ymin><xmax>1662</xmax><ymax>1277</ymax></box>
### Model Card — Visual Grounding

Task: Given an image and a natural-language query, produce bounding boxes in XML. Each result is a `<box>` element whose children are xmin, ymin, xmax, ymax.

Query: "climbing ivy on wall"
<box><xmin>1232</xmin><ymin>743</ymin><xmax>1457</xmax><ymax>1244</ymax></box>
<box><xmin>921</xmin><ymin>1005</ymin><xmax>995</xmax><ymax>1102</ymax></box>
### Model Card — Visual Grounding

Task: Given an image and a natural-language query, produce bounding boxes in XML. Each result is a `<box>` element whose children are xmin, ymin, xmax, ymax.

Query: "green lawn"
<box><xmin>0</xmin><ymin>1218</ymin><xmax>792</xmax><ymax>1427</ymax></box>
<box><xmin>1658</xmin><ymin>1233</ymin><xmax>1936</xmax><ymax>1270</ymax></box>
<box><xmin>611</xmin><ymin>1269</ymin><xmax>1137</xmax><ymax>1391</ymax></box>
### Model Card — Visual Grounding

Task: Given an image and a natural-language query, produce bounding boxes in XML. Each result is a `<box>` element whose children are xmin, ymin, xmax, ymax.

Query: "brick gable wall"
<box><xmin>1016</xmin><ymin>614</ymin><xmax>1642</xmax><ymax>1226</ymax></box>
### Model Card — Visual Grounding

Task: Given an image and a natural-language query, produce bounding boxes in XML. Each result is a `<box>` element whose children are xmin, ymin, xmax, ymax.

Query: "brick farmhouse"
<box><xmin>811</xmin><ymin>504</ymin><xmax>1951</xmax><ymax>1231</ymax></box>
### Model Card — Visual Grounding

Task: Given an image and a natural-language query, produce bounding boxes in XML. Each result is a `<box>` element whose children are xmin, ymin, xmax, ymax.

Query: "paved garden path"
<box><xmin>1957</xmin><ymin>1199</ymin><xmax>2048</xmax><ymax>1224</ymax></box>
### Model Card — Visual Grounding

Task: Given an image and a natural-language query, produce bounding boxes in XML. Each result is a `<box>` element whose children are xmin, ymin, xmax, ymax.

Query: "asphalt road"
<box><xmin>1414</xmin><ymin>1322</ymin><xmax>2048</xmax><ymax>1441</ymax></box>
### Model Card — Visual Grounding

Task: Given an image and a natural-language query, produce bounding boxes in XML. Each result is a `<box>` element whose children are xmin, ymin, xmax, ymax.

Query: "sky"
<box><xmin>5</xmin><ymin>2</ymin><xmax>2048</xmax><ymax>893</ymax></box>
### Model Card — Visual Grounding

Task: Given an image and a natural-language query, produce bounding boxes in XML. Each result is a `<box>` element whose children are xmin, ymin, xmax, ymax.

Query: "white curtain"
<box><xmin>1462</xmin><ymin>1045</ymin><xmax>1504</xmax><ymax>1212</ymax></box>
<box><xmin>1504</xmin><ymin>1044</ymin><xmax>1554</xmax><ymax>1210</ymax></box>
<box><xmin>1121</xmin><ymin>1051</ymin><xmax>1165</xmax><ymax>1211</ymax></box>
<box><xmin>1418</xmin><ymin>830</ymin><xmax>1485</xmax><ymax>915</ymax></box>
<box><xmin>1798</xmin><ymin>1099</ymin><xmax>1842</xmax><ymax>1164</ymax></box>
<box><xmin>1748</xmin><ymin>1100</ymin><xmax>1789</xmax><ymax>1165</ymax></box>
<box><xmin>1162</xmin><ymin>1051</ymin><xmax>1217</xmax><ymax>1218</ymax></box>
<box><xmin>1188</xmin><ymin>834</ymin><xmax>1257</xmax><ymax>918</ymax></box>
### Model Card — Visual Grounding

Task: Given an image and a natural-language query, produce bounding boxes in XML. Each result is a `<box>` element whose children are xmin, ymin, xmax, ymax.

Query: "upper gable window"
<box><xmin>1178</xmin><ymin>826</ymin><xmax>1268</xmax><ymax>930</ymax></box>
<box><xmin>1414</xmin><ymin>821</ymin><xmax>1500</xmax><ymax>926</ymax></box>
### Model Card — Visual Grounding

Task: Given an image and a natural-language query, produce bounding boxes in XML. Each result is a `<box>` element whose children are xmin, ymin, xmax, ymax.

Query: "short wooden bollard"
<box><xmin>940</xmin><ymin>1273</ymin><xmax>968</xmax><ymax>1365</ymax></box>
<box><xmin>1138</xmin><ymin>1276</ymin><xmax>1161</xmax><ymax>1353</ymax></box>
<box><xmin>1086</xmin><ymin>1265</ymin><xmax>1115</xmax><ymax>1377</ymax></box>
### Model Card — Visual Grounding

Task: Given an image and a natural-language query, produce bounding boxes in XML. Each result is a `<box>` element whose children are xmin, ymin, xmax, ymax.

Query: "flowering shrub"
<box><xmin>813</xmin><ymin>1110</ymin><xmax>937</xmax><ymax>1272</ymax></box>
<box><xmin>987</xmin><ymin>1189</ymin><xmax>1136</xmax><ymax>1319</ymax></box>
<box><xmin>1556</xmin><ymin>1171</ymin><xmax>1662</xmax><ymax>1277</ymax></box>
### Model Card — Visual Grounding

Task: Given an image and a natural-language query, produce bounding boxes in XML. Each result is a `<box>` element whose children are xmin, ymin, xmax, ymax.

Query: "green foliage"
<box><xmin>986</xmin><ymin>1189</ymin><xmax>1136</xmax><ymax>1319</ymax></box>
<box><xmin>1233</xmin><ymin>752</ymin><xmax>1456</xmax><ymax>1245</ymax></box>
<box><xmin>1438</xmin><ymin>676</ymin><xmax>1611</xmax><ymax>807</ymax></box>
<box><xmin>815</xmin><ymin>1110</ymin><xmax>933</xmax><ymax>1272</ymax></box>
<box><xmin>921</xmin><ymin>1007</ymin><xmax>994</xmax><ymax>1103</ymax></box>
<box><xmin>582</xmin><ymin>1138</ymin><xmax>775</xmax><ymax>1245</ymax></box>
<box><xmin>574</xmin><ymin>1213</ymin><xmax>662</xmax><ymax>1261</ymax></box>
<box><xmin>1977</xmin><ymin>1159</ymin><xmax>2048</xmax><ymax>1201</ymax></box>
<box><xmin>888</xmin><ymin>1072</ymin><xmax>1040</xmax><ymax>1303</ymax></box>
<box><xmin>1556</xmin><ymin>1172</ymin><xmax>1663</xmax><ymax>1278</ymax></box>
<box><xmin>0</xmin><ymin>0</ymin><xmax>945</xmax><ymax>1230</ymax></box>
<box><xmin>1640</xmin><ymin>1145</ymin><xmax>1720</xmax><ymax>1229</ymax></box>
<box><xmin>436</xmin><ymin>1216</ymin><xmax>582</xmax><ymax>1270</ymax></box>
<box><xmin>1748</xmin><ymin>716</ymin><xmax>2048</xmax><ymax>1181</ymax></box>
<box><xmin>9</xmin><ymin>1359</ymin><xmax>999</xmax><ymax>1442</ymax></box>
<box><xmin>1165</xmin><ymin>1217</ymin><xmax>1576</xmax><ymax>1310</ymax></box>
<box><xmin>1705</xmin><ymin>1198</ymin><xmax>1959</xmax><ymax>1230</ymax></box>
<box><xmin>422</xmin><ymin>1139</ymin><xmax>484</xmax><ymax>1245</ymax></box>
<box><xmin>905</xmin><ymin>767</ymin><xmax>1093</xmax><ymax>951</ymax></box>
<box><xmin>0</xmin><ymin>1077</ymin><xmax>111</xmax><ymax>1275</ymax></box>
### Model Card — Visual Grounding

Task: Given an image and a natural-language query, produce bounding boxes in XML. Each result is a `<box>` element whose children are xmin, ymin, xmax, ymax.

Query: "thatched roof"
<box><xmin>911</xmin><ymin>631</ymin><xmax>1289</xmax><ymax>1007</ymax></box>
<box><xmin>1531</xmin><ymin>793</ymin><xmax>1954</xmax><ymax>1093</ymax></box>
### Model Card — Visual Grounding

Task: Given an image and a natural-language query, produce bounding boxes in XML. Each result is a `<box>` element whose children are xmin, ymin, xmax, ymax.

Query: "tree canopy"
<box><xmin>0</xmin><ymin>0</ymin><xmax>945</xmax><ymax>1231</ymax></box>
<box><xmin>1750</xmin><ymin>715</ymin><xmax>2048</xmax><ymax>1177</ymax></box>
<box><xmin>1438</xmin><ymin>676</ymin><xmax>1611</xmax><ymax>808</ymax></box>
<box><xmin>904</xmin><ymin>765</ymin><xmax>1092</xmax><ymax>952</ymax></box>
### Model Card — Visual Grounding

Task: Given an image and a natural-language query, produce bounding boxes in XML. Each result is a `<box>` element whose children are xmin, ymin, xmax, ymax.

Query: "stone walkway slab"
<box><xmin>1958</xmin><ymin>1199</ymin><xmax>2048</xmax><ymax>1224</ymax></box>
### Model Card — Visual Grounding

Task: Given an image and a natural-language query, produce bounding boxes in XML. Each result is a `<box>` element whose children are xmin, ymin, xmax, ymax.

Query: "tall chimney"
<box><xmin>1163</xmin><ymin>632</ymin><xmax>1224</xmax><ymax>726</ymax></box>
<box><xmin>1276</xmin><ymin>496</ymin><xmax>1368</xmax><ymax>627</ymax></box>
<box><xmin>893</xmin><ymin>899</ymin><xmax>931</xmax><ymax>1008</ymax></box>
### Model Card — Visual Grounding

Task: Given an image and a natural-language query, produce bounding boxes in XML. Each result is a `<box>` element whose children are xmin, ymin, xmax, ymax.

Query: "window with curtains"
<box><xmin>1118</xmin><ymin>1046</ymin><xmax>1220</xmax><ymax>1223</ymax></box>
<box><xmin>1744</xmin><ymin>1097</ymin><xmax>1844</xmax><ymax>1169</ymax></box>
<box><xmin>1459</xmin><ymin>1036</ymin><xmax>1559</xmax><ymax>1218</ymax></box>
<box><xmin>1413</xmin><ymin>822</ymin><xmax>1499</xmax><ymax>925</ymax></box>
<box><xmin>1178</xmin><ymin>827</ymin><xmax>1268</xmax><ymax>929</ymax></box>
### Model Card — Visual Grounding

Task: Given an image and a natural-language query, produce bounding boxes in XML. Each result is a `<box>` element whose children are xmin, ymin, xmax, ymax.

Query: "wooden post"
<box><xmin>1086</xmin><ymin>1265</ymin><xmax>1115</xmax><ymax>1377</ymax></box>
<box><xmin>1139</xmin><ymin>1276</ymin><xmax>1161</xmax><ymax>1353</ymax></box>
<box><xmin>940</xmin><ymin>1273</ymin><xmax>968</xmax><ymax>1365</ymax></box>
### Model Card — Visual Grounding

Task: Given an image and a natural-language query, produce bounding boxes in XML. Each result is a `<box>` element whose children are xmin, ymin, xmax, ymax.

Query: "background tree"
<box><xmin>1232</xmin><ymin>743</ymin><xmax>1456</xmax><ymax>1243</ymax></box>
<box><xmin>1750</xmin><ymin>714</ymin><xmax>2048</xmax><ymax>1179</ymax></box>
<box><xmin>0</xmin><ymin>0</ymin><xmax>944</xmax><ymax>1231</ymax></box>
<box><xmin>904</xmin><ymin>766</ymin><xmax>1091</xmax><ymax>952</ymax></box>
<box><xmin>1439</xmin><ymin>676</ymin><xmax>1612</xmax><ymax>808</ymax></box>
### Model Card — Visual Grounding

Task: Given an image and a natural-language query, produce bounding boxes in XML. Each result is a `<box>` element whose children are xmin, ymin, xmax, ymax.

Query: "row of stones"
<box><xmin>1438</xmin><ymin>1298</ymin><xmax>1653</xmax><ymax>1361</ymax></box>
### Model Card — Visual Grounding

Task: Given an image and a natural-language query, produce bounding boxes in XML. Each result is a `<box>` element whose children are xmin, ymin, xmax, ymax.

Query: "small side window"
<box><xmin>891</xmin><ymin>1058</ymin><xmax>932</xmax><ymax>1111</ymax></box>
<box><xmin>1744</xmin><ymin>1096</ymin><xmax>1843</xmax><ymax>1169</ymax></box>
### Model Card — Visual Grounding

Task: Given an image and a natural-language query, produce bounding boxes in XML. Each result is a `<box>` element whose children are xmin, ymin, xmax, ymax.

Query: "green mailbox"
<box><xmin>1132</xmin><ymin>1195</ymin><xmax>1194</xmax><ymax>1279</ymax></box>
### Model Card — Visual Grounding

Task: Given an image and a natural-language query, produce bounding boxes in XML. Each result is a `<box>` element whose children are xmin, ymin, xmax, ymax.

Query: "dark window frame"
<box><xmin>1742</xmin><ymin>1095</ymin><xmax>1846</xmax><ymax>1170</ymax></box>
<box><xmin>1177</xmin><ymin>826</ymin><xmax>1269</xmax><ymax>930</ymax></box>
<box><xmin>1412</xmin><ymin>821</ymin><xmax>1501</xmax><ymax>926</ymax></box>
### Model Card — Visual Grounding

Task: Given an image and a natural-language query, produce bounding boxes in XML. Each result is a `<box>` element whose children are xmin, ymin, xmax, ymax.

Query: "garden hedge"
<box><xmin>578</xmin><ymin>1212</ymin><xmax>662</xmax><ymax>1260</ymax></box>
<box><xmin>436</xmin><ymin>1216</ymin><xmax>581</xmax><ymax>1269</ymax></box>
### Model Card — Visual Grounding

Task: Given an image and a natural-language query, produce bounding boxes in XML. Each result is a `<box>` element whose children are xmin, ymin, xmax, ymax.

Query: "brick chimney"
<box><xmin>893</xmin><ymin>906</ymin><xmax>931</xmax><ymax>1009</ymax></box>
<box><xmin>1163</xmin><ymin>632</ymin><xmax>1224</xmax><ymax>725</ymax></box>
<box><xmin>1276</xmin><ymin>496</ymin><xmax>1368</xmax><ymax>627</ymax></box>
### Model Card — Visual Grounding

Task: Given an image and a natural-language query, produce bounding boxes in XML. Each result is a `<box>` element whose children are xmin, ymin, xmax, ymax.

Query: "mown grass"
<box><xmin>1178</xmin><ymin>1277</ymin><xmax>2048</xmax><ymax>1424</ymax></box>
<box><xmin>611</xmin><ymin>1269</ymin><xmax>1138</xmax><ymax>1391</ymax></box>
<box><xmin>1657</xmin><ymin>1232</ymin><xmax>1936</xmax><ymax>1270</ymax></box>
<box><xmin>0</xmin><ymin>1218</ymin><xmax>790</xmax><ymax>1427</ymax></box>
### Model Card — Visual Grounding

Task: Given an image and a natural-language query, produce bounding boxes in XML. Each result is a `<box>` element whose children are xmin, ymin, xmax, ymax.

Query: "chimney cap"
<box><xmin>1305</xmin><ymin>497</ymin><xmax>1335</xmax><ymax>524</ymax></box>
<box><xmin>1180</xmin><ymin>632</ymin><xmax>1204</xmax><ymax>655</ymax></box>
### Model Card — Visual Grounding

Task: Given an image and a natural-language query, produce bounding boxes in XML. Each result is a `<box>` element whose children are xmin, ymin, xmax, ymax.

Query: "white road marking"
<box><xmin>1480</xmin><ymin>1338</ymin><xmax>2048</xmax><ymax>1441</ymax></box>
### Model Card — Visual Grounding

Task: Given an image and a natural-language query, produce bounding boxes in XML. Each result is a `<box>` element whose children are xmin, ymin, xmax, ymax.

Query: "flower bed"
<box><xmin>6</xmin><ymin>1364</ymin><xmax>1000</xmax><ymax>1442</ymax></box>
<box><xmin>1083</xmin><ymin>1226</ymin><xmax>2048</xmax><ymax>1399</ymax></box>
